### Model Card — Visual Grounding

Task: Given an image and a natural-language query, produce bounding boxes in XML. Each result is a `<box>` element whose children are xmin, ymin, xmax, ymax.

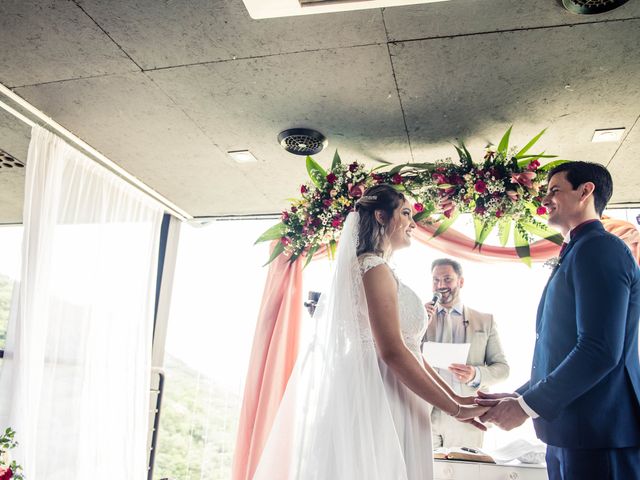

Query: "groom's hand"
<box><xmin>476</xmin><ymin>396</ymin><xmax>528</xmax><ymax>431</ymax></box>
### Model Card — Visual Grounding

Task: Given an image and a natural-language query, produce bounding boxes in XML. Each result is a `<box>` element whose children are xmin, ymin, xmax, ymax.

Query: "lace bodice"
<box><xmin>358</xmin><ymin>254</ymin><xmax>428</xmax><ymax>354</ymax></box>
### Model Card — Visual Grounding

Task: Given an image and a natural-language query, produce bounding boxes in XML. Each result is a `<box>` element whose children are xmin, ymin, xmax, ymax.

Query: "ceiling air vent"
<box><xmin>0</xmin><ymin>150</ymin><xmax>25</xmax><ymax>170</ymax></box>
<box><xmin>562</xmin><ymin>0</ymin><xmax>629</xmax><ymax>14</ymax></box>
<box><xmin>243</xmin><ymin>0</ymin><xmax>450</xmax><ymax>19</ymax></box>
<box><xmin>278</xmin><ymin>128</ymin><xmax>327</xmax><ymax>156</ymax></box>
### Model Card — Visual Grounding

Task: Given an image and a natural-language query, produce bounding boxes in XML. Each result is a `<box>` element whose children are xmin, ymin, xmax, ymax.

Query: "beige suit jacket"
<box><xmin>422</xmin><ymin>305</ymin><xmax>509</xmax><ymax>396</ymax></box>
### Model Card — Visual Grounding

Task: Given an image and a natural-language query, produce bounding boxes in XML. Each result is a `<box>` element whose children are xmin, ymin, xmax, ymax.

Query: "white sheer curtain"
<box><xmin>0</xmin><ymin>126</ymin><xmax>164</xmax><ymax>479</ymax></box>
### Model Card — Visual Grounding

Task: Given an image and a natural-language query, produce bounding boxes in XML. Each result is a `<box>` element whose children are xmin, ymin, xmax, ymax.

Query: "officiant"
<box><xmin>422</xmin><ymin>258</ymin><xmax>510</xmax><ymax>448</ymax></box>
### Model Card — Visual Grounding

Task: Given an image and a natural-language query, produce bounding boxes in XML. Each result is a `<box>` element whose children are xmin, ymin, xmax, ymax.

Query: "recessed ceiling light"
<box><xmin>591</xmin><ymin>128</ymin><xmax>625</xmax><ymax>143</ymax></box>
<box><xmin>227</xmin><ymin>150</ymin><xmax>258</xmax><ymax>163</ymax></box>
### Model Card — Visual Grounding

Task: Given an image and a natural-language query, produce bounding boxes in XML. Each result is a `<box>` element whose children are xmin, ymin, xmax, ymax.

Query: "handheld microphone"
<box><xmin>430</xmin><ymin>292</ymin><xmax>442</xmax><ymax>305</ymax></box>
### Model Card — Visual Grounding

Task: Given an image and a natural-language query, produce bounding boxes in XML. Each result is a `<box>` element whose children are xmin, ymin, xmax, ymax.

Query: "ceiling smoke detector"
<box><xmin>562</xmin><ymin>0</ymin><xmax>630</xmax><ymax>14</ymax></box>
<box><xmin>0</xmin><ymin>150</ymin><xmax>25</xmax><ymax>170</ymax></box>
<box><xmin>278</xmin><ymin>128</ymin><xmax>327</xmax><ymax>156</ymax></box>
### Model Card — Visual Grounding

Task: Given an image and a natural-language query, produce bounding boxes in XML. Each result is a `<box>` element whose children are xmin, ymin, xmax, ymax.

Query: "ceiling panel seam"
<box><xmin>140</xmin><ymin>41</ymin><xmax>386</xmax><ymax>73</ymax></box>
<box><xmin>381</xmin><ymin>8</ymin><xmax>414</xmax><ymax>163</ymax></box>
<box><xmin>388</xmin><ymin>15</ymin><xmax>640</xmax><ymax>44</ymax></box>
<box><xmin>10</xmin><ymin>72</ymin><xmax>129</xmax><ymax>90</ymax></box>
<box><xmin>71</xmin><ymin>0</ymin><xmax>144</xmax><ymax>72</ymax></box>
<box><xmin>605</xmin><ymin>113</ymin><xmax>639</xmax><ymax>168</ymax></box>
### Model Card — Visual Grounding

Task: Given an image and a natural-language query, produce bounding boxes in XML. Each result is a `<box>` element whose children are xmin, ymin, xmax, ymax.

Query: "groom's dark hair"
<box><xmin>431</xmin><ymin>258</ymin><xmax>463</xmax><ymax>277</ymax></box>
<box><xmin>547</xmin><ymin>161</ymin><xmax>613</xmax><ymax>216</ymax></box>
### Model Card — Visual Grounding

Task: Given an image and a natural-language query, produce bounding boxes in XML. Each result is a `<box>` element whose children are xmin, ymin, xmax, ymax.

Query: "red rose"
<box><xmin>331</xmin><ymin>217</ymin><xmax>343</xmax><ymax>228</ymax></box>
<box><xmin>495</xmin><ymin>210</ymin><xmax>503</xmax><ymax>218</ymax></box>
<box><xmin>291</xmin><ymin>206</ymin><xmax>298</xmax><ymax>213</ymax></box>
<box><xmin>474</xmin><ymin>180</ymin><xmax>487</xmax><ymax>193</ymax></box>
<box><xmin>326</xmin><ymin>173</ymin><xmax>337</xmax><ymax>184</ymax></box>
<box><xmin>0</xmin><ymin>466</ymin><xmax>12</xmax><ymax>480</ymax></box>
<box><xmin>281</xmin><ymin>237</ymin><xmax>291</xmax><ymax>246</ymax></box>
<box><xmin>349</xmin><ymin>162</ymin><xmax>358</xmax><ymax>172</ymax></box>
<box><xmin>536</xmin><ymin>206</ymin><xmax>547</xmax><ymax>215</ymax></box>
<box><xmin>451</xmin><ymin>174</ymin><xmax>465</xmax><ymax>185</ymax></box>
<box><xmin>300</xmin><ymin>184</ymin><xmax>307</xmax><ymax>194</ymax></box>
<box><xmin>527</xmin><ymin>159</ymin><xmax>540</xmax><ymax>171</ymax></box>
<box><xmin>414</xmin><ymin>202</ymin><xmax>424</xmax><ymax>212</ymax></box>
<box><xmin>323</xmin><ymin>199</ymin><xmax>333</xmax><ymax>207</ymax></box>
<box><xmin>432</xmin><ymin>173</ymin><xmax>447</xmax><ymax>184</ymax></box>
<box><xmin>474</xmin><ymin>205</ymin><xmax>486</xmax><ymax>215</ymax></box>
<box><xmin>392</xmin><ymin>174</ymin><xmax>403</xmax><ymax>185</ymax></box>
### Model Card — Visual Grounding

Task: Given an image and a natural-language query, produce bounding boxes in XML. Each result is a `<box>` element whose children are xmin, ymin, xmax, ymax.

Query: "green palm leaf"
<box><xmin>431</xmin><ymin>211</ymin><xmax>460</xmax><ymax>238</ymax></box>
<box><xmin>331</xmin><ymin>150</ymin><xmax>342</xmax><ymax>171</ymax></box>
<box><xmin>515</xmin><ymin>128</ymin><xmax>547</xmax><ymax>158</ymax></box>
<box><xmin>255</xmin><ymin>222</ymin><xmax>286</xmax><ymax>244</ymax></box>
<box><xmin>263</xmin><ymin>241</ymin><xmax>285</xmax><ymax>266</ymax></box>
<box><xmin>306</xmin><ymin>155</ymin><xmax>327</xmax><ymax>188</ymax></box>
<box><xmin>497</xmin><ymin>126</ymin><xmax>513</xmax><ymax>156</ymax></box>
<box><xmin>521</xmin><ymin>221</ymin><xmax>564</xmax><ymax>246</ymax></box>
<box><xmin>514</xmin><ymin>224</ymin><xmax>531</xmax><ymax>267</ymax></box>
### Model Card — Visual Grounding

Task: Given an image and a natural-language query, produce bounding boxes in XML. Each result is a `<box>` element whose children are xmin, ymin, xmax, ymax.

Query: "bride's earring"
<box><xmin>379</xmin><ymin>224</ymin><xmax>386</xmax><ymax>237</ymax></box>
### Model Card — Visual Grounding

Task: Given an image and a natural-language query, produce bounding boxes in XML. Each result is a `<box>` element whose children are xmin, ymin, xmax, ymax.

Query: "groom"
<box><xmin>477</xmin><ymin>161</ymin><xmax>640</xmax><ymax>479</ymax></box>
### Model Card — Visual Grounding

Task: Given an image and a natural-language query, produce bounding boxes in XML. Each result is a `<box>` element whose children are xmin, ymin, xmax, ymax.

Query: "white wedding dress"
<box><xmin>253</xmin><ymin>213</ymin><xmax>433</xmax><ymax>480</ymax></box>
<box><xmin>359</xmin><ymin>253</ymin><xmax>434</xmax><ymax>480</ymax></box>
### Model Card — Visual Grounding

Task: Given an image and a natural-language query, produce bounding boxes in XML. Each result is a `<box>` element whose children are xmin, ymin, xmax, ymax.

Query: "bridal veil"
<box><xmin>253</xmin><ymin>211</ymin><xmax>408</xmax><ymax>479</ymax></box>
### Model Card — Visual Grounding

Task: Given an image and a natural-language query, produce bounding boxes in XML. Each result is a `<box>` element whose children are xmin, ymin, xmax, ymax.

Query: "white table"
<box><xmin>434</xmin><ymin>459</ymin><xmax>548</xmax><ymax>480</ymax></box>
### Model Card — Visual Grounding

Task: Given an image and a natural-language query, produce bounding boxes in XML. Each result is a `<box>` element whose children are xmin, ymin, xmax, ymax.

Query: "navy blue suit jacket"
<box><xmin>516</xmin><ymin>221</ymin><xmax>640</xmax><ymax>448</ymax></box>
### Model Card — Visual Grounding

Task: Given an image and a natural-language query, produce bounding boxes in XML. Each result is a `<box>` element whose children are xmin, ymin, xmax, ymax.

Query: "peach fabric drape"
<box><xmin>232</xmin><ymin>217</ymin><xmax>638</xmax><ymax>479</ymax></box>
<box><xmin>231</xmin><ymin>246</ymin><xmax>303</xmax><ymax>480</ymax></box>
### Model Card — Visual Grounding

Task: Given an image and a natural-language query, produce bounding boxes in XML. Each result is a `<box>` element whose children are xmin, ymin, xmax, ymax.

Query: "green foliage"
<box><xmin>154</xmin><ymin>354</ymin><xmax>240</xmax><ymax>480</ymax></box>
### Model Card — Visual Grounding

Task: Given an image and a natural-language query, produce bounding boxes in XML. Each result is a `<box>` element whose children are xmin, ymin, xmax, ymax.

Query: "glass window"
<box><xmin>0</xmin><ymin>225</ymin><xmax>23</xmax><ymax>358</ymax></box>
<box><xmin>155</xmin><ymin>219</ymin><xmax>273</xmax><ymax>480</ymax></box>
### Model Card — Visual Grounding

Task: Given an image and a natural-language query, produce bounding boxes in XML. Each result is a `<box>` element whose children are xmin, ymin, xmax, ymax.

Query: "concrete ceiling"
<box><xmin>0</xmin><ymin>0</ymin><xmax>639</xmax><ymax>223</ymax></box>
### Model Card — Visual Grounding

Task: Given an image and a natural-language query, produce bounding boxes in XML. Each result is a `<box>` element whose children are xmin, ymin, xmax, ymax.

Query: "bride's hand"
<box><xmin>454</xmin><ymin>404</ymin><xmax>489</xmax><ymax>431</ymax></box>
<box><xmin>454</xmin><ymin>394</ymin><xmax>477</xmax><ymax>406</ymax></box>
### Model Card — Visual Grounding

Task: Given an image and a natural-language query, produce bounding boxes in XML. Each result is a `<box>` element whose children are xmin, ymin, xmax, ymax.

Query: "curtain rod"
<box><xmin>0</xmin><ymin>84</ymin><xmax>192</xmax><ymax>222</ymax></box>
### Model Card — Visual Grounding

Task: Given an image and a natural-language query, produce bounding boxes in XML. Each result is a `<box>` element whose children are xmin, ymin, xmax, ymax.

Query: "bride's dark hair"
<box><xmin>355</xmin><ymin>184</ymin><xmax>405</xmax><ymax>257</ymax></box>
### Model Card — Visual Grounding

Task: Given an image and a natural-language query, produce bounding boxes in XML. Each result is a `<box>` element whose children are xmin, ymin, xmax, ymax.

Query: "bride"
<box><xmin>253</xmin><ymin>184</ymin><xmax>487</xmax><ymax>479</ymax></box>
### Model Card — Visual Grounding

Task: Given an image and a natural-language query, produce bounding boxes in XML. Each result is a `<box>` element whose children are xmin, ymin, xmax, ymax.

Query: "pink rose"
<box><xmin>495</xmin><ymin>210</ymin><xmax>503</xmax><ymax>218</ymax></box>
<box><xmin>414</xmin><ymin>202</ymin><xmax>424</xmax><ymax>212</ymax></box>
<box><xmin>280</xmin><ymin>237</ymin><xmax>291</xmax><ymax>246</ymax></box>
<box><xmin>511</xmin><ymin>171</ymin><xmax>536</xmax><ymax>188</ymax></box>
<box><xmin>392</xmin><ymin>174</ymin><xmax>403</xmax><ymax>185</ymax></box>
<box><xmin>326</xmin><ymin>173</ymin><xmax>337</xmax><ymax>184</ymax></box>
<box><xmin>474</xmin><ymin>180</ymin><xmax>487</xmax><ymax>193</ymax></box>
<box><xmin>348</xmin><ymin>183</ymin><xmax>365</xmax><ymax>198</ymax></box>
<box><xmin>300</xmin><ymin>184</ymin><xmax>308</xmax><ymax>194</ymax></box>
<box><xmin>281</xmin><ymin>211</ymin><xmax>289</xmax><ymax>221</ymax></box>
<box><xmin>536</xmin><ymin>206</ymin><xmax>547</xmax><ymax>215</ymax></box>
<box><xmin>527</xmin><ymin>159</ymin><xmax>540</xmax><ymax>171</ymax></box>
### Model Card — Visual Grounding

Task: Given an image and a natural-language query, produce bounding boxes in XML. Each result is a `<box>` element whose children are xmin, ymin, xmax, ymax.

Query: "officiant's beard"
<box><xmin>438</xmin><ymin>287</ymin><xmax>460</xmax><ymax>306</ymax></box>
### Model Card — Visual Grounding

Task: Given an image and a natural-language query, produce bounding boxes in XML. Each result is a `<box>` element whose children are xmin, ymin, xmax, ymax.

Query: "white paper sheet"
<box><xmin>421</xmin><ymin>341</ymin><xmax>471</xmax><ymax>370</ymax></box>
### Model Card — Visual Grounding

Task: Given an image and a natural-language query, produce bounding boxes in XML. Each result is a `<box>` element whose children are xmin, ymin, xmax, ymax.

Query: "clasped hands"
<box><xmin>453</xmin><ymin>391</ymin><xmax>529</xmax><ymax>432</ymax></box>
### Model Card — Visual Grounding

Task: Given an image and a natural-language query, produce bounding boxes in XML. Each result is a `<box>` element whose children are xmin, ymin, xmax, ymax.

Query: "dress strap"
<box><xmin>358</xmin><ymin>254</ymin><xmax>386</xmax><ymax>275</ymax></box>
